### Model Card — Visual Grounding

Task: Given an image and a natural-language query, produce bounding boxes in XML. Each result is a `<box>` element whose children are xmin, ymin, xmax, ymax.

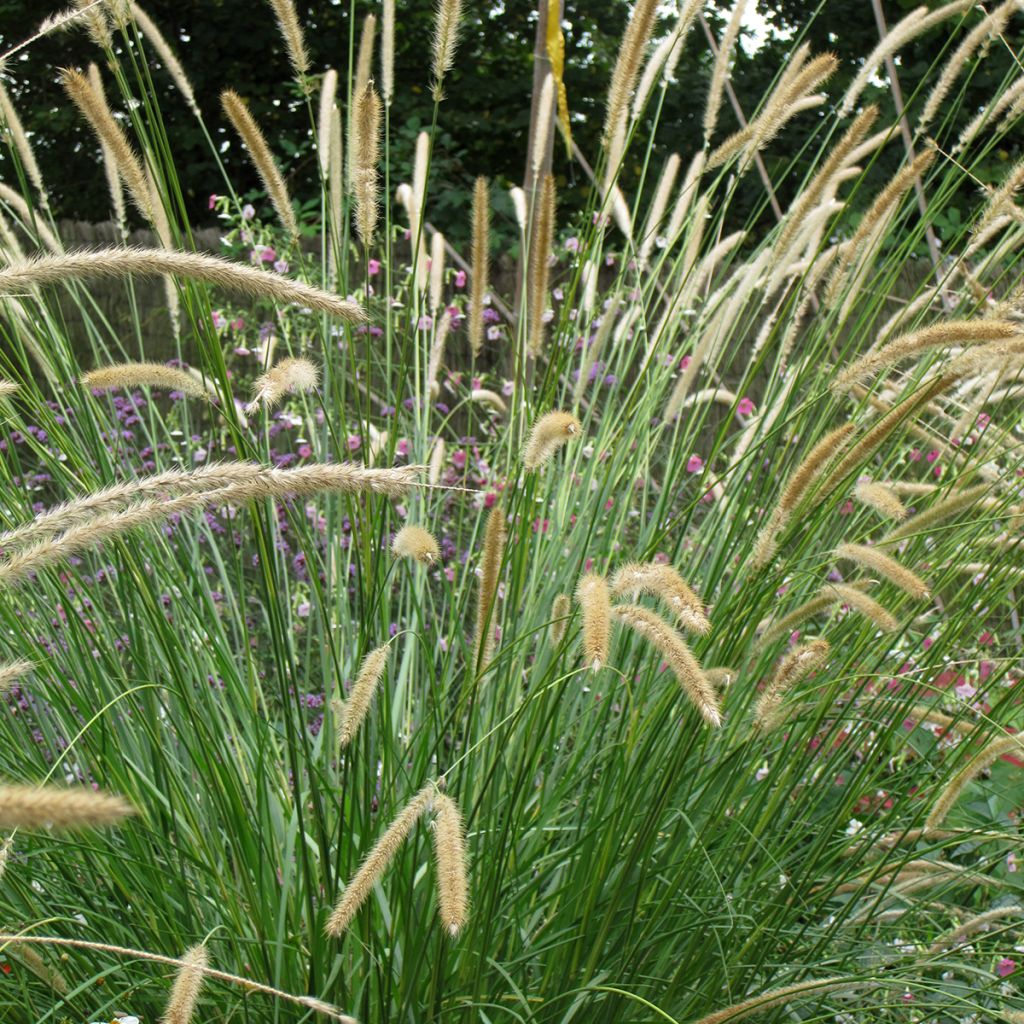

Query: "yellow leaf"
<box><xmin>546</xmin><ymin>0</ymin><xmax>571</xmax><ymax>154</ymax></box>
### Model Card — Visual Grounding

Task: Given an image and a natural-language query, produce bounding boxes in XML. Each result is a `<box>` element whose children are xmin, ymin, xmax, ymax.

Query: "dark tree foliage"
<box><xmin>0</xmin><ymin>0</ymin><xmax>1020</xmax><ymax>247</ymax></box>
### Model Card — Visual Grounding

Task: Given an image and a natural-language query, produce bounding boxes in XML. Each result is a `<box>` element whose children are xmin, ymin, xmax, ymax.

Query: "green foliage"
<box><xmin>0</xmin><ymin>2</ymin><xmax>1022</xmax><ymax>1023</ymax></box>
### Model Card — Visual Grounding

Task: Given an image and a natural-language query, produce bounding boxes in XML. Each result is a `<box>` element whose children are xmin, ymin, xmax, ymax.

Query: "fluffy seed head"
<box><xmin>430</xmin><ymin>0</ymin><xmax>463</xmax><ymax>100</ymax></box>
<box><xmin>222</xmin><ymin>89</ymin><xmax>299</xmax><ymax>239</ymax></box>
<box><xmin>474</xmin><ymin>503</ymin><xmax>506</xmax><ymax>671</ymax></box>
<box><xmin>0</xmin><ymin>785</ymin><xmax>135</xmax><ymax>830</ymax></box>
<box><xmin>611</xmin><ymin>603</ymin><xmax>722</xmax><ymax>726</ymax></box>
<box><xmin>0</xmin><ymin>248</ymin><xmax>364</xmax><ymax>320</ymax></box>
<box><xmin>523</xmin><ymin>411</ymin><xmax>582</xmax><ymax>470</ymax></box>
<box><xmin>392</xmin><ymin>524</ymin><xmax>440</xmax><ymax>565</ymax></box>
<box><xmin>336</xmin><ymin>644</ymin><xmax>390</xmax><ymax>747</ymax></box>
<box><xmin>609</xmin><ymin>561</ymin><xmax>709</xmax><ymax>634</ymax></box>
<box><xmin>925</xmin><ymin>734</ymin><xmax>1020</xmax><ymax>832</ymax></box>
<box><xmin>161</xmin><ymin>944</ymin><xmax>208</xmax><ymax>1024</ymax></box>
<box><xmin>267</xmin><ymin>0</ymin><xmax>310</xmax><ymax>81</ymax></box>
<box><xmin>469</xmin><ymin>176</ymin><xmax>489</xmax><ymax>357</ymax></box>
<box><xmin>550</xmin><ymin>593</ymin><xmax>571</xmax><ymax>646</ymax></box>
<box><xmin>82</xmin><ymin>362</ymin><xmax>209</xmax><ymax>398</ymax></box>
<box><xmin>351</xmin><ymin>83</ymin><xmax>382</xmax><ymax>246</ymax></box>
<box><xmin>325</xmin><ymin>783</ymin><xmax>435</xmax><ymax>936</ymax></box>
<box><xmin>575</xmin><ymin>572</ymin><xmax>611</xmax><ymax>672</ymax></box>
<box><xmin>527</xmin><ymin>174</ymin><xmax>556</xmax><ymax>358</ymax></box>
<box><xmin>754</xmin><ymin>639</ymin><xmax>830</xmax><ymax>729</ymax></box>
<box><xmin>246</xmin><ymin>357</ymin><xmax>319</xmax><ymax>413</ymax></box>
<box><xmin>824</xmin><ymin>582</ymin><xmax>899</xmax><ymax>632</ymax></box>
<box><xmin>835</xmin><ymin>542</ymin><xmax>930</xmax><ymax>599</ymax></box>
<box><xmin>0</xmin><ymin>660</ymin><xmax>31</xmax><ymax>693</ymax></box>
<box><xmin>431</xmin><ymin>794</ymin><xmax>468</xmax><ymax>938</ymax></box>
<box><xmin>854</xmin><ymin>481</ymin><xmax>907</xmax><ymax>520</ymax></box>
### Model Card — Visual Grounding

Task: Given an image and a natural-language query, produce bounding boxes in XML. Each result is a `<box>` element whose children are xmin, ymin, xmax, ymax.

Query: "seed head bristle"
<box><xmin>392</xmin><ymin>524</ymin><xmax>440</xmax><ymax>565</ymax></box>
<box><xmin>267</xmin><ymin>0</ymin><xmax>310</xmax><ymax>81</ymax></box>
<box><xmin>61</xmin><ymin>67</ymin><xmax>153</xmax><ymax>221</ymax></box>
<box><xmin>130</xmin><ymin>4</ymin><xmax>199</xmax><ymax>114</ymax></box>
<box><xmin>246</xmin><ymin>357</ymin><xmax>320</xmax><ymax>413</ymax></box>
<box><xmin>824</xmin><ymin>582</ymin><xmax>899</xmax><ymax>633</ymax></box>
<box><xmin>430</xmin><ymin>0</ymin><xmax>463</xmax><ymax>100</ymax></box>
<box><xmin>523</xmin><ymin>411</ymin><xmax>582</xmax><ymax>470</ymax></box>
<box><xmin>82</xmin><ymin>362</ymin><xmax>209</xmax><ymax>398</ymax></box>
<box><xmin>354</xmin><ymin>13</ymin><xmax>376</xmax><ymax>97</ymax></box>
<box><xmin>925</xmin><ymin>734</ymin><xmax>1020</xmax><ymax>833</ymax></box>
<box><xmin>576</xmin><ymin>572</ymin><xmax>611</xmax><ymax>673</ymax></box>
<box><xmin>602</xmin><ymin>0</ymin><xmax>659</xmax><ymax>148</ymax></box>
<box><xmin>878</xmin><ymin>483</ymin><xmax>991</xmax><ymax>546</ymax></box>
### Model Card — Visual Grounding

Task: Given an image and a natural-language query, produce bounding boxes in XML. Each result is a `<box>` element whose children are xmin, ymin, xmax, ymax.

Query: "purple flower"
<box><xmin>347</xmin><ymin>435</ymin><xmax>362</xmax><ymax>451</ymax></box>
<box><xmin>273</xmin><ymin>259</ymin><xmax>289</xmax><ymax>273</ymax></box>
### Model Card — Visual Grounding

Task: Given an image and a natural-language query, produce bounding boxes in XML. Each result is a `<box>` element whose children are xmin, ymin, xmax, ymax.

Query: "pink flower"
<box><xmin>417</xmin><ymin>315</ymin><xmax>433</xmax><ymax>331</ymax></box>
<box><xmin>297</xmin><ymin>444</ymin><xmax>312</xmax><ymax>458</ymax></box>
<box><xmin>368</xmin><ymin>258</ymin><xmax>381</xmax><ymax>276</ymax></box>
<box><xmin>452</xmin><ymin>449</ymin><xmax>466</xmax><ymax>470</ymax></box>
<box><xmin>260</xmin><ymin>246</ymin><xmax>276</xmax><ymax>263</ymax></box>
<box><xmin>1007</xmin><ymin>851</ymin><xmax>1018</xmax><ymax>873</ymax></box>
<box><xmin>212</xmin><ymin>311</ymin><xmax>227</xmax><ymax>329</ymax></box>
<box><xmin>686</xmin><ymin>455</ymin><xmax>703</xmax><ymax>473</ymax></box>
<box><xmin>454</xmin><ymin>269</ymin><xmax>466</xmax><ymax>288</ymax></box>
<box><xmin>396</xmin><ymin>438</ymin><xmax>409</xmax><ymax>456</ymax></box>
<box><xmin>737</xmin><ymin>397</ymin><xmax>755</xmax><ymax>416</ymax></box>
<box><xmin>208</xmin><ymin>194</ymin><xmax>218</xmax><ymax>210</ymax></box>
<box><xmin>954</xmin><ymin>679</ymin><xmax>977</xmax><ymax>700</ymax></box>
<box><xmin>347</xmin><ymin>435</ymin><xmax>361</xmax><ymax>451</ymax></box>
<box><xmin>242</xmin><ymin>203</ymin><xmax>255</xmax><ymax>220</ymax></box>
<box><xmin>908</xmin><ymin>448</ymin><xmax>922</xmax><ymax>462</ymax></box>
<box><xmin>997</xmin><ymin>958</ymin><xmax>1017</xmax><ymax>977</ymax></box>
<box><xmin>564</xmin><ymin>236</ymin><xmax>580</xmax><ymax>253</ymax></box>
<box><xmin>926</xmin><ymin>449</ymin><xmax>940</xmax><ymax>463</ymax></box>
<box><xmin>231</xmin><ymin>317</ymin><xmax>244</xmax><ymax>331</ymax></box>
<box><xmin>273</xmin><ymin>259</ymin><xmax>289</xmax><ymax>273</ymax></box>
<box><xmin>679</xmin><ymin>355</ymin><xmax>691</xmax><ymax>370</ymax></box>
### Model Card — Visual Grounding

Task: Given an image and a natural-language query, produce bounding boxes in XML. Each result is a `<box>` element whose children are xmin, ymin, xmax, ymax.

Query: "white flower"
<box><xmin>845</xmin><ymin>818</ymin><xmax>864</xmax><ymax>837</ymax></box>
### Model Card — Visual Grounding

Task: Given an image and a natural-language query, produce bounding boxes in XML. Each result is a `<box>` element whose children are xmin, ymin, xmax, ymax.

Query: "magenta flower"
<box><xmin>452</xmin><ymin>449</ymin><xmax>467</xmax><ymax>470</ymax></box>
<box><xmin>737</xmin><ymin>396</ymin><xmax>755</xmax><ymax>416</ymax></box>
<box><xmin>368</xmin><ymin>258</ymin><xmax>381</xmax><ymax>276</ymax></box>
<box><xmin>926</xmin><ymin>449</ymin><xmax>940</xmax><ymax>463</ymax></box>
<box><xmin>686</xmin><ymin>455</ymin><xmax>703</xmax><ymax>473</ymax></box>
<box><xmin>997</xmin><ymin>958</ymin><xmax>1017</xmax><ymax>977</ymax></box>
<box><xmin>454</xmin><ymin>269</ymin><xmax>466</xmax><ymax>288</ymax></box>
<box><xmin>208</xmin><ymin>193</ymin><xmax>218</xmax><ymax>210</ymax></box>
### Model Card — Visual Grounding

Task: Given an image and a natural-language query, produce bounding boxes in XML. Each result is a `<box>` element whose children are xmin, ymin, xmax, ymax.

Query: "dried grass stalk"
<box><xmin>603</xmin><ymin>0</ymin><xmax>659</xmax><ymax>148</ymax></box>
<box><xmin>703</xmin><ymin>0</ymin><xmax>751</xmax><ymax>141</ymax></box>
<box><xmin>246</xmin><ymin>356</ymin><xmax>319</xmax><ymax>413</ymax></box>
<box><xmin>879</xmin><ymin>483</ymin><xmax>990</xmax><ymax>546</ymax></box>
<box><xmin>611</xmin><ymin>604</ymin><xmax>722</xmax><ymax>726</ymax></box>
<box><xmin>928</xmin><ymin>905</ymin><xmax>1023</xmax><ymax>953</ymax></box>
<box><xmin>0</xmin><ymin>84</ymin><xmax>47</xmax><ymax>204</ymax></box>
